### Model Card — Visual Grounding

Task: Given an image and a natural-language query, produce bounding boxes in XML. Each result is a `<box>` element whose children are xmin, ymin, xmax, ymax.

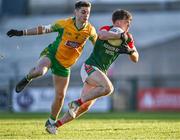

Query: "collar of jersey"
<box><xmin>72</xmin><ymin>17</ymin><xmax>87</xmax><ymax>31</ymax></box>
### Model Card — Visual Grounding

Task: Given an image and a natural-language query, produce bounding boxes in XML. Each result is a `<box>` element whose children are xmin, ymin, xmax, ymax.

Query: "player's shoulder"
<box><xmin>126</xmin><ymin>32</ymin><xmax>135</xmax><ymax>48</ymax></box>
<box><xmin>63</xmin><ymin>17</ymin><xmax>73</xmax><ymax>24</ymax></box>
<box><xmin>126</xmin><ymin>32</ymin><xmax>133</xmax><ymax>37</ymax></box>
<box><xmin>86</xmin><ymin>22</ymin><xmax>94</xmax><ymax>29</ymax></box>
<box><xmin>85</xmin><ymin>22</ymin><xmax>97</xmax><ymax>35</ymax></box>
<box><xmin>85</xmin><ymin>21</ymin><xmax>96</xmax><ymax>31</ymax></box>
<box><xmin>126</xmin><ymin>32</ymin><xmax>134</xmax><ymax>41</ymax></box>
<box><xmin>55</xmin><ymin>17</ymin><xmax>72</xmax><ymax>25</ymax></box>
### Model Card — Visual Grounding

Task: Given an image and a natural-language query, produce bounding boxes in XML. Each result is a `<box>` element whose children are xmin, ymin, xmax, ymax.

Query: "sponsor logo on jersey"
<box><xmin>104</xmin><ymin>43</ymin><xmax>116</xmax><ymax>51</ymax></box>
<box><xmin>104</xmin><ymin>42</ymin><xmax>120</xmax><ymax>55</ymax></box>
<box><xmin>65</xmin><ymin>41</ymin><xmax>81</xmax><ymax>48</ymax></box>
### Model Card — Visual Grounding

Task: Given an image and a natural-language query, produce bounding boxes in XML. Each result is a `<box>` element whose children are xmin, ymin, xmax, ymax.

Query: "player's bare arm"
<box><xmin>118</xmin><ymin>37</ymin><xmax>139</xmax><ymax>63</ymax></box>
<box><xmin>129</xmin><ymin>47</ymin><xmax>139</xmax><ymax>63</ymax></box>
<box><xmin>98</xmin><ymin>30</ymin><xmax>125</xmax><ymax>40</ymax></box>
<box><xmin>125</xmin><ymin>32</ymin><xmax>139</xmax><ymax>63</ymax></box>
<box><xmin>7</xmin><ymin>24</ymin><xmax>53</xmax><ymax>37</ymax></box>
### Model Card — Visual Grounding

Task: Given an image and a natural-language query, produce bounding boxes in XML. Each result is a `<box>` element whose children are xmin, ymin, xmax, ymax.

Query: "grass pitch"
<box><xmin>0</xmin><ymin>112</ymin><xmax>180</xmax><ymax>140</ymax></box>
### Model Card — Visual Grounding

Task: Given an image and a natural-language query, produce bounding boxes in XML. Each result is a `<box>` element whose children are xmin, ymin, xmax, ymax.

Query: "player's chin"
<box><xmin>126</xmin><ymin>27</ymin><xmax>130</xmax><ymax>32</ymax></box>
<box><xmin>82</xmin><ymin>18</ymin><xmax>88</xmax><ymax>23</ymax></box>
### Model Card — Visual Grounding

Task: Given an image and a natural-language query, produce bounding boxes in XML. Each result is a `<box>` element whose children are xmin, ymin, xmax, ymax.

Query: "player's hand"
<box><xmin>7</xmin><ymin>29</ymin><xmax>23</xmax><ymax>37</ymax></box>
<box><xmin>118</xmin><ymin>41</ymin><xmax>135</xmax><ymax>55</ymax></box>
<box><xmin>120</xmin><ymin>32</ymin><xmax>128</xmax><ymax>42</ymax></box>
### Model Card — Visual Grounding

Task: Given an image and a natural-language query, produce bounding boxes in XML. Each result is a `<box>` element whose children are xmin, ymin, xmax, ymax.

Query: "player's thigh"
<box><xmin>86</xmin><ymin>69</ymin><xmax>112</xmax><ymax>87</ymax></box>
<box><xmin>53</xmin><ymin>75</ymin><xmax>70</xmax><ymax>95</ymax></box>
<box><xmin>81</xmin><ymin>82</ymin><xmax>95</xmax><ymax>96</ymax></box>
<box><xmin>37</xmin><ymin>56</ymin><xmax>51</xmax><ymax>69</ymax></box>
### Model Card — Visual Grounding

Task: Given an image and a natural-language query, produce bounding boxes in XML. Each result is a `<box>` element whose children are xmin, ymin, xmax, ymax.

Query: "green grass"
<box><xmin>0</xmin><ymin>112</ymin><xmax>180</xmax><ymax>140</ymax></box>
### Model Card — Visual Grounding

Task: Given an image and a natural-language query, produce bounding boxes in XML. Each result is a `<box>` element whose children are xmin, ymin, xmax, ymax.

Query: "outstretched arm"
<box><xmin>7</xmin><ymin>24</ymin><xmax>53</xmax><ymax>37</ymax></box>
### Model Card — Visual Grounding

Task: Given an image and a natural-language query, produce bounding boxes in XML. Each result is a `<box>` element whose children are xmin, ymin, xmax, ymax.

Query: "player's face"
<box><xmin>118</xmin><ymin>19</ymin><xmax>131</xmax><ymax>32</ymax></box>
<box><xmin>75</xmin><ymin>7</ymin><xmax>91</xmax><ymax>23</ymax></box>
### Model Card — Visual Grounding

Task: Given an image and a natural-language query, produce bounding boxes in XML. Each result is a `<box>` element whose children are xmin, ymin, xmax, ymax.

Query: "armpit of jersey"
<box><xmin>51</xmin><ymin>19</ymin><xmax>66</xmax><ymax>32</ymax></box>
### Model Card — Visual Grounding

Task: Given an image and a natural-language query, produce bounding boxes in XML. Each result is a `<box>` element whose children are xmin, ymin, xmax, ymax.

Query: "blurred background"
<box><xmin>0</xmin><ymin>0</ymin><xmax>180</xmax><ymax>113</ymax></box>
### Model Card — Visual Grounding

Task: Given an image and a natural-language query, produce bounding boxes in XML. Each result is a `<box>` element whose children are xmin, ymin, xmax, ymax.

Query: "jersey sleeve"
<box><xmin>89</xmin><ymin>26</ymin><xmax>97</xmax><ymax>45</ymax></box>
<box><xmin>126</xmin><ymin>32</ymin><xmax>135</xmax><ymax>49</ymax></box>
<box><xmin>51</xmin><ymin>19</ymin><xmax>65</xmax><ymax>32</ymax></box>
<box><xmin>99</xmin><ymin>25</ymin><xmax>111</xmax><ymax>31</ymax></box>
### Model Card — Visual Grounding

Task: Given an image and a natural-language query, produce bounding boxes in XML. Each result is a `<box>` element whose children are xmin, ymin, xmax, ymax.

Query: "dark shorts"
<box><xmin>40</xmin><ymin>44</ymin><xmax>70</xmax><ymax>77</ymax></box>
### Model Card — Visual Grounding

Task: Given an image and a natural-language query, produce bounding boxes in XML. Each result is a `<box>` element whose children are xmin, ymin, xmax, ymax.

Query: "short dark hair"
<box><xmin>112</xmin><ymin>9</ymin><xmax>132</xmax><ymax>23</ymax></box>
<box><xmin>75</xmin><ymin>1</ymin><xmax>91</xmax><ymax>9</ymax></box>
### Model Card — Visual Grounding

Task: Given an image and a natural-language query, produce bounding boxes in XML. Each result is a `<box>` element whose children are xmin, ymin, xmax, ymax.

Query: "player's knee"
<box><xmin>36</xmin><ymin>70</ymin><xmax>44</xmax><ymax>77</ymax></box>
<box><xmin>34</xmin><ymin>66</ymin><xmax>48</xmax><ymax>76</ymax></box>
<box><xmin>104</xmin><ymin>84</ymin><xmax>114</xmax><ymax>96</ymax></box>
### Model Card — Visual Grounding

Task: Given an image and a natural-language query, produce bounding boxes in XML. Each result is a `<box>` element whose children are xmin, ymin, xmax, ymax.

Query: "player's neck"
<box><xmin>75</xmin><ymin>19</ymin><xmax>86</xmax><ymax>30</ymax></box>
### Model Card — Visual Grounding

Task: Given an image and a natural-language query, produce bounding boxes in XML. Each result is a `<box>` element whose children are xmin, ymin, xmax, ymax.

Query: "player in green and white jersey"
<box><xmin>46</xmin><ymin>9</ymin><xmax>139</xmax><ymax>134</ymax></box>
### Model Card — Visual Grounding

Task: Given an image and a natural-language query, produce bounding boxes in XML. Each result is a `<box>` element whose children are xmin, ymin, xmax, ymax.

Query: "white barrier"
<box><xmin>12</xmin><ymin>86</ymin><xmax>110</xmax><ymax>112</ymax></box>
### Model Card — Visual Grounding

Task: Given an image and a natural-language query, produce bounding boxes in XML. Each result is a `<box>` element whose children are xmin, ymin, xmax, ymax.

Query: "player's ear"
<box><xmin>74</xmin><ymin>9</ymin><xmax>78</xmax><ymax>16</ymax></box>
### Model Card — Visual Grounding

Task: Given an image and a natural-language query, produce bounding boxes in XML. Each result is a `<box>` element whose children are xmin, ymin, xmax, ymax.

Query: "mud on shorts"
<box><xmin>40</xmin><ymin>44</ymin><xmax>70</xmax><ymax>77</ymax></box>
<box><xmin>80</xmin><ymin>63</ymin><xmax>100</xmax><ymax>83</ymax></box>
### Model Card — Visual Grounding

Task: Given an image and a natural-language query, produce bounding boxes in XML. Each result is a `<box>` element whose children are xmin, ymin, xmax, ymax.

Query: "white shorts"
<box><xmin>80</xmin><ymin>63</ymin><xmax>99</xmax><ymax>83</ymax></box>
